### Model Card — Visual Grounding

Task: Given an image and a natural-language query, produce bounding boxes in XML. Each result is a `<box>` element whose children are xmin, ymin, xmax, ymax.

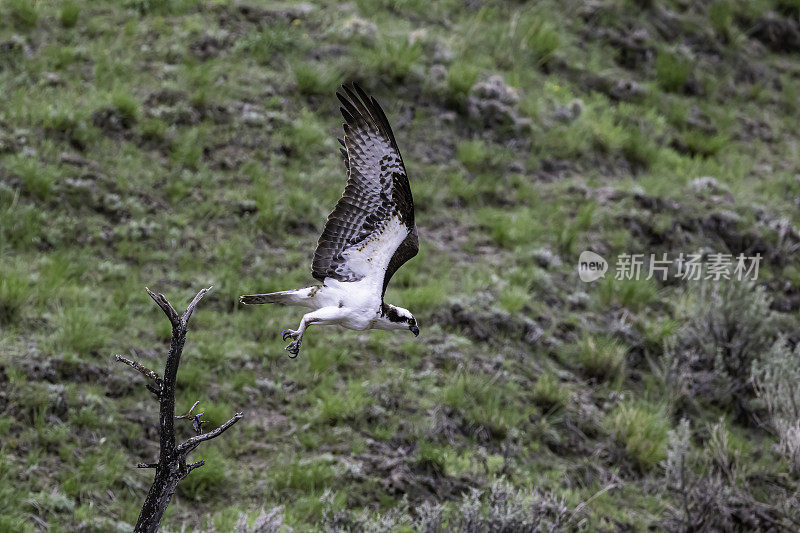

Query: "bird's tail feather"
<box><xmin>239</xmin><ymin>293</ymin><xmax>285</xmax><ymax>305</ymax></box>
<box><xmin>240</xmin><ymin>286</ymin><xmax>321</xmax><ymax>307</ymax></box>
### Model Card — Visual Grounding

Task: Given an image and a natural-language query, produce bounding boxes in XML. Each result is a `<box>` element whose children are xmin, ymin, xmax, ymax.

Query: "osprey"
<box><xmin>240</xmin><ymin>84</ymin><xmax>419</xmax><ymax>357</ymax></box>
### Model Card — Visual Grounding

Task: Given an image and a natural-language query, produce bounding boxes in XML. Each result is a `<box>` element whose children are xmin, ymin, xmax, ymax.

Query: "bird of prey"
<box><xmin>240</xmin><ymin>84</ymin><xmax>419</xmax><ymax>357</ymax></box>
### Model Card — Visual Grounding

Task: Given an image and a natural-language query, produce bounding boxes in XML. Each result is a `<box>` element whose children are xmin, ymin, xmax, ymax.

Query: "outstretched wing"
<box><xmin>312</xmin><ymin>83</ymin><xmax>418</xmax><ymax>297</ymax></box>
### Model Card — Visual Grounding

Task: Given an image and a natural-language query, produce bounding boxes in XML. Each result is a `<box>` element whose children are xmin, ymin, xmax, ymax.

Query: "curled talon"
<box><xmin>285</xmin><ymin>339</ymin><xmax>301</xmax><ymax>358</ymax></box>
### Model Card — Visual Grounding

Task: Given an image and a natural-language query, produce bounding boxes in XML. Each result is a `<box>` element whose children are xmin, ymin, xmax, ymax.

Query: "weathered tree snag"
<box><xmin>115</xmin><ymin>287</ymin><xmax>244</xmax><ymax>533</ymax></box>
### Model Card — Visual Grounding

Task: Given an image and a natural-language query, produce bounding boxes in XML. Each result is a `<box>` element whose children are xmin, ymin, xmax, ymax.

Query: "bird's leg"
<box><xmin>283</xmin><ymin>306</ymin><xmax>350</xmax><ymax>358</ymax></box>
<box><xmin>283</xmin><ymin>315</ymin><xmax>311</xmax><ymax>357</ymax></box>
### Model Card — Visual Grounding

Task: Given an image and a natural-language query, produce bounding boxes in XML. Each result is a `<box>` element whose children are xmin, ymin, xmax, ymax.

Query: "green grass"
<box><xmin>170</xmin><ymin>130</ymin><xmax>203</xmax><ymax>170</ymax></box>
<box><xmin>357</xmin><ymin>37</ymin><xmax>422</xmax><ymax>80</ymax></box>
<box><xmin>708</xmin><ymin>1</ymin><xmax>733</xmax><ymax>35</ymax></box>
<box><xmin>682</xmin><ymin>130</ymin><xmax>728</xmax><ymax>157</ymax></box>
<box><xmin>523</xmin><ymin>14</ymin><xmax>560</xmax><ymax>65</ymax></box>
<box><xmin>595</xmin><ymin>276</ymin><xmax>660</xmax><ymax>312</ymax></box>
<box><xmin>52</xmin><ymin>306</ymin><xmax>110</xmax><ymax>356</ymax></box>
<box><xmin>180</xmin><ymin>447</ymin><xmax>231</xmax><ymax>500</ymax></box>
<box><xmin>442</xmin><ymin>372</ymin><xmax>525</xmax><ymax>439</ymax></box>
<box><xmin>570</xmin><ymin>335</ymin><xmax>627</xmax><ymax>383</ymax></box>
<box><xmin>6</xmin><ymin>0</ymin><xmax>39</xmax><ymax>30</ymax></box>
<box><xmin>60</xmin><ymin>1</ymin><xmax>80</xmax><ymax>28</ymax></box>
<box><xmin>530</xmin><ymin>371</ymin><xmax>569</xmax><ymax>411</ymax></box>
<box><xmin>4</xmin><ymin>155</ymin><xmax>58</xmax><ymax>201</ymax></box>
<box><xmin>237</xmin><ymin>23</ymin><xmax>303</xmax><ymax>65</ymax></box>
<box><xmin>293</xmin><ymin>62</ymin><xmax>345</xmax><ymax>95</ymax></box>
<box><xmin>608</xmin><ymin>403</ymin><xmax>670</xmax><ymax>471</ymax></box>
<box><xmin>270</xmin><ymin>456</ymin><xmax>337</xmax><ymax>494</ymax></box>
<box><xmin>656</xmin><ymin>50</ymin><xmax>691</xmax><ymax>93</ymax></box>
<box><xmin>447</xmin><ymin>61</ymin><xmax>481</xmax><ymax>107</ymax></box>
<box><xmin>111</xmin><ymin>91</ymin><xmax>139</xmax><ymax>125</ymax></box>
<box><xmin>314</xmin><ymin>379</ymin><xmax>370</xmax><ymax>425</ymax></box>
<box><xmin>0</xmin><ymin>272</ymin><xmax>30</xmax><ymax>325</ymax></box>
<box><xmin>286</xmin><ymin>111</ymin><xmax>328</xmax><ymax>153</ymax></box>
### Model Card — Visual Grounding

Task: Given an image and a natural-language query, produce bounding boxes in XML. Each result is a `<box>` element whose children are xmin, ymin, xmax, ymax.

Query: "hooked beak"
<box><xmin>409</xmin><ymin>325</ymin><xmax>420</xmax><ymax>337</ymax></box>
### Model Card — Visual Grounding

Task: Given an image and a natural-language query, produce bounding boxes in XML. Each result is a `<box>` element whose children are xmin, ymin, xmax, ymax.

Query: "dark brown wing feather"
<box><xmin>312</xmin><ymin>84</ymin><xmax>418</xmax><ymax>294</ymax></box>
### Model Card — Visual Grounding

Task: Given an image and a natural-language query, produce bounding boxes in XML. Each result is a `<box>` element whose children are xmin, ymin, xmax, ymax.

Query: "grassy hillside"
<box><xmin>2</xmin><ymin>0</ymin><xmax>800</xmax><ymax>530</ymax></box>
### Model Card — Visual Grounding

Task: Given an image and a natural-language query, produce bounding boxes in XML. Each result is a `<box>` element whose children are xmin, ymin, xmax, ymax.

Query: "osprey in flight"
<box><xmin>240</xmin><ymin>84</ymin><xmax>419</xmax><ymax>357</ymax></box>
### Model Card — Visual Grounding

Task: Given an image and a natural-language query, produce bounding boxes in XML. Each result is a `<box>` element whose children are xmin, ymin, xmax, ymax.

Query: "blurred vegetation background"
<box><xmin>2</xmin><ymin>0</ymin><xmax>800</xmax><ymax>530</ymax></box>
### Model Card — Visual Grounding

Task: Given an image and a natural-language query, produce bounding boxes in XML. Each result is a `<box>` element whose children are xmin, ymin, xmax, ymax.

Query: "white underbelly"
<box><xmin>337</xmin><ymin>314</ymin><xmax>375</xmax><ymax>331</ymax></box>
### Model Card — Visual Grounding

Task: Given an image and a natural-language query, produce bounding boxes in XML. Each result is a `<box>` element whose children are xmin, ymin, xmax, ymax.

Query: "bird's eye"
<box><xmin>409</xmin><ymin>318</ymin><xmax>416</xmax><ymax>326</ymax></box>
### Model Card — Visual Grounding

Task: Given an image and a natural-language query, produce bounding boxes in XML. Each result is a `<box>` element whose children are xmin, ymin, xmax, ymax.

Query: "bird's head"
<box><xmin>382</xmin><ymin>304</ymin><xmax>419</xmax><ymax>337</ymax></box>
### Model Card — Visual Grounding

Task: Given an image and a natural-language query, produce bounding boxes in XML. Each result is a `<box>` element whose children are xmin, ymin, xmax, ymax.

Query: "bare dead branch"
<box><xmin>115</xmin><ymin>354</ymin><xmax>163</xmax><ymax>388</ymax></box>
<box><xmin>177</xmin><ymin>412</ymin><xmax>244</xmax><ymax>455</ymax></box>
<box><xmin>186</xmin><ymin>461</ymin><xmax>205</xmax><ymax>474</ymax></box>
<box><xmin>182</xmin><ymin>286</ymin><xmax>212</xmax><ymax>325</ymax></box>
<box><xmin>176</xmin><ymin>400</ymin><xmax>201</xmax><ymax>418</ymax></box>
<box><xmin>117</xmin><ymin>287</ymin><xmax>244</xmax><ymax>533</ymax></box>
<box><xmin>176</xmin><ymin>400</ymin><xmax>206</xmax><ymax>435</ymax></box>
<box><xmin>145</xmin><ymin>287</ymin><xmax>180</xmax><ymax>327</ymax></box>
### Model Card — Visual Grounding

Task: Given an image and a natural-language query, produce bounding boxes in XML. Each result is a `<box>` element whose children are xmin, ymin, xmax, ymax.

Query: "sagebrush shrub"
<box><xmin>321</xmin><ymin>478</ymin><xmax>573</xmax><ymax>532</ymax></box>
<box><xmin>235</xmin><ymin>507</ymin><xmax>287</xmax><ymax>533</ymax></box>
<box><xmin>663</xmin><ymin>281</ymin><xmax>776</xmax><ymax>418</ymax></box>
<box><xmin>662</xmin><ymin>418</ymin><xmax>787</xmax><ymax>531</ymax></box>
<box><xmin>752</xmin><ymin>338</ymin><xmax>800</xmax><ymax>473</ymax></box>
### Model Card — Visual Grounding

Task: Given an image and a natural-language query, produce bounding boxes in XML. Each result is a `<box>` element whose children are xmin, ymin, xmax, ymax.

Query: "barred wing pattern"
<box><xmin>312</xmin><ymin>84</ymin><xmax>418</xmax><ymax>297</ymax></box>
